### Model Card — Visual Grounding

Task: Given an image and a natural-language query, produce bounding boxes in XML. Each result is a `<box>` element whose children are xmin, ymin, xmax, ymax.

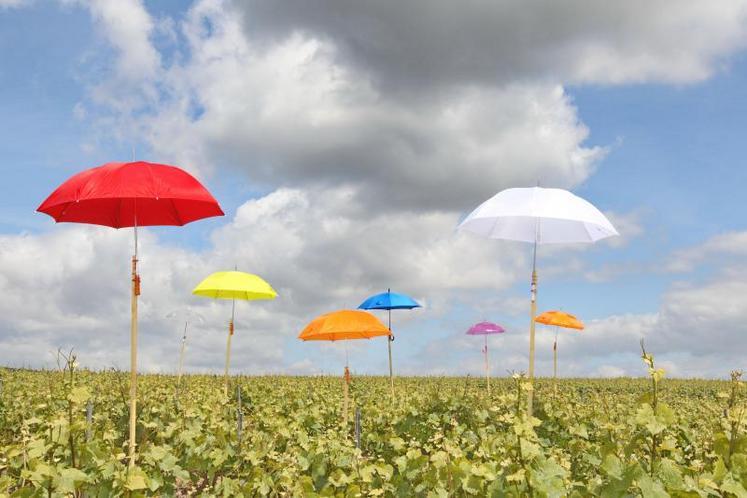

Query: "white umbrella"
<box><xmin>458</xmin><ymin>187</ymin><xmax>618</xmax><ymax>414</ymax></box>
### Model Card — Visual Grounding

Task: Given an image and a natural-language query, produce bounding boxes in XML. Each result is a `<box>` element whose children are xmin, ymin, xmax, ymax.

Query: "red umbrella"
<box><xmin>37</xmin><ymin>161</ymin><xmax>223</xmax><ymax>467</ymax></box>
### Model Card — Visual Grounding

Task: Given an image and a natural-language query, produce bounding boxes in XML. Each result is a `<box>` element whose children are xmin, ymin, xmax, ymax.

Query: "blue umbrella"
<box><xmin>359</xmin><ymin>289</ymin><xmax>421</xmax><ymax>394</ymax></box>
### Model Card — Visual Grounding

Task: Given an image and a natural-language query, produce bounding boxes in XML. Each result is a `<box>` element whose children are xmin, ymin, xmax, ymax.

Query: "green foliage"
<box><xmin>0</xmin><ymin>367</ymin><xmax>746</xmax><ymax>496</ymax></box>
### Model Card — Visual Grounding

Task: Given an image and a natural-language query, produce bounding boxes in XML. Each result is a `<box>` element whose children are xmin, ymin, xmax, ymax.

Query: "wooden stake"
<box><xmin>86</xmin><ymin>400</ymin><xmax>93</xmax><ymax>442</ymax></box>
<box><xmin>224</xmin><ymin>299</ymin><xmax>236</xmax><ymax>398</ymax></box>
<box><xmin>343</xmin><ymin>366</ymin><xmax>350</xmax><ymax>425</ymax></box>
<box><xmin>128</xmin><ymin>251</ymin><xmax>138</xmax><ymax>468</ymax></box>
<box><xmin>236</xmin><ymin>385</ymin><xmax>243</xmax><ymax>445</ymax></box>
<box><xmin>485</xmin><ymin>335</ymin><xmax>490</xmax><ymax>395</ymax></box>
<box><xmin>387</xmin><ymin>306</ymin><xmax>394</xmax><ymax>397</ymax></box>
<box><xmin>527</xmin><ymin>243</ymin><xmax>538</xmax><ymax>416</ymax></box>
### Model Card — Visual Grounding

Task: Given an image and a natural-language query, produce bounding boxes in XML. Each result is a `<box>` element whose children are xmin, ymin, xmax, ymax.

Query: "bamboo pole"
<box><xmin>224</xmin><ymin>299</ymin><xmax>235</xmax><ymax>398</ymax></box>
<box><xmin>387</xmin><ymin>308</ymin><xmax>394</xmax><ymax>397</ymax></box>
<box><xmin>128</xmin><ymin>224</ymin><xmax>139</xmax><ymax>468</ymax></box>
<box><xmin>527</xmin><ymin>238</ymin><xmax>538</xmax><ymax>416</ymax></box>
<box><xmin>485</xmin><ymin>335</ymin><xmax>490</xmax><ymax>395</ymax></box>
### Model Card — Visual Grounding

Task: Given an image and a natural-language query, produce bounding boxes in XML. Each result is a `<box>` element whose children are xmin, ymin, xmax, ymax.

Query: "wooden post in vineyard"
<box><xmin>236</xmin><ymin>385</ymin><xmax>243</xmax><ymax>446</ymax></box>
<box><xmin>354</xmin><ymin>407</ymin><xmax>361</xmax><ymax>449</ymax></box>
<box><xmin>86</xmin><ymin>400</ymin><xmax>93</xmax><ymax>442</ymax></box>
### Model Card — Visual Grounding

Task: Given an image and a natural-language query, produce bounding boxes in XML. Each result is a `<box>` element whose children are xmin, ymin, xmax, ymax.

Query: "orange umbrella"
<box><xmin>299</xmin><ymin>310</ymin><xmax>392</xmax><ymax>342</ymax></box>
<box><xmin>299</xmin><ymin>310</ymin><xmax>390</xmax><ymax>423</ymax></box>
<box><xmin>535</xmin><ymin>310</ymin><xmax>584</xmax><ymax>330</ymax></box>
<box><xmin>535</xmin><ymin>311</ymin><xmax>584</xmax><ymax>388</ymax></box>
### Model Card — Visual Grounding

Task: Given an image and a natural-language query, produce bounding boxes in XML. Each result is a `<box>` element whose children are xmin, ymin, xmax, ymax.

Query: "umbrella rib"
<box><xmin>582</xmin><ymin>221</ymin><xmax>595</xmax><ymax>242</ymax></box>
<box><xmin>58</xmin><ymin>202</ymin><xmax>72</xmax><ymax>221</ymax></box>
<box><xmin>115</xmin><ymin>198</ymin><xmax>123</xmax><ymax>228</ymax></box>
<box><xmin>486</xmin><ymin>215</ymin><xmax>504</xmax><ymax>239</ymax></box>
<box><xmin>169</xmin><ymin>199</ymin><xmax>184</xmax><ymax>226</ymax></box>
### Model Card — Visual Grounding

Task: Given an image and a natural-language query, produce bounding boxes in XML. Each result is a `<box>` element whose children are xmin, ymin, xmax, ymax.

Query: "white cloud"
<box><xmin>0</xmin><ymin>0</ymin><xmax>30</xmax><ymax>8</ymax></box>
<box><xmin>0</xmin><ymin>186</ymin><xmax>527</xmax><ymax>372</ymax></box>
<box><xmin>85</xmin><ymin>0</ymin><xmax>160</xmax><ymax>80</ymax></box>
<box><xmin>6</xmin><ymin>202</ymin><xmax>747</xmax><ymax>378</ymax></box>
<box><xmin>666</xmin><ymin>231</ymin><xmax>747</xmax><ymax>272</ymax></box>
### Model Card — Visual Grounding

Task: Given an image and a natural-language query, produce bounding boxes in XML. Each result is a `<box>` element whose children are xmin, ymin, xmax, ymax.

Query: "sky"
<box><xmin>1</xmin><ymin>0</ymin><xmax>747</xmax><ymax>379</ymax></box>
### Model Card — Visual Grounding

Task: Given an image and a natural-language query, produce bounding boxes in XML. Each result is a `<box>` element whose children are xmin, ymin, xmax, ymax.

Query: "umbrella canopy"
<box><xmin>457</xmin><ymin>186</ymin><xmax>618</xmax><ymax>243</ymax></box>
<box><xmin>535</xmin><ymin>311</ymin><xmax>584</xmax><ymax>330</ymax></box>
<box><xmin>358</xmin><ymin>291</ymin><xmax>421</xmax><ymax>310</ymax></box>
<box><xmin>299</xmin><ymin>310</ymin><xmax>391</xmax><ymax>342</ymax></box>
<box><xmin>37</xmin><ymin>161</ymin><xmax>224</xmax><ymax>226</ymax></box>
<box><xmin>467</xmin><ymin>321</ymin><xmax>506</xmax><ymax>335</ymax></box>
<box><xmin>192</xmin><ymin>271</ymin><xmax>278</xmax><ymax>300</ymax></box>
<box><xmin>457</xmin><ymin>186</ymin><xmax>616</xmax><ymax>415</ymax></box>
<box><xmin>37</xmin><ymin>160</ymin><xmax>223</xmax><ymax>468</ymax></box>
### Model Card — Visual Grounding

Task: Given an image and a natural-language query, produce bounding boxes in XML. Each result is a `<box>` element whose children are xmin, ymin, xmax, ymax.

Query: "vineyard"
<box><xmin>1</xmin><ymin>356</ymin><xmax>746</xmax><ymax>497</ymax></box>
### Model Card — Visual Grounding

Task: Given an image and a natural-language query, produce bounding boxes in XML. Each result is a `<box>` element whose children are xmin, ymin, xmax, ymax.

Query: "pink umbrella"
<box><xmin>466</xmin><ymin>321</ymin><xmax>505</xmax><ymax>394</ymax></box>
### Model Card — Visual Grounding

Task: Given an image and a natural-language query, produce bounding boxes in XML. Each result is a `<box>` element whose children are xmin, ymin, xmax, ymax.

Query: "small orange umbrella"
<box><xmin>535</xmin><ymin>311</ymin><xmax>584</xmax><ymax>330</ymax></box>
<box><xmin>299</xmin><ymin>310</ymin><xmax>392</xmax><ymax>342</ymax></box>
<box><xmin>535</xmin><ymin>311</ymin><xmax>584</xmax><ymax>387</ymax></box>
<box><xmin>299</xmin><ymin>310</ymin><xmax>391</xmax><ymax>423</ymax></box>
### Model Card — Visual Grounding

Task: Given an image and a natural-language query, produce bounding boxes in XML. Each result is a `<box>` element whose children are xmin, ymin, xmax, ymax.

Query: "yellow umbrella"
<box><xmin>535</xmin><ymin>310</ymin><xmax>584</xmax><ymax>393</ymax></box>
<box><xmin>193</xmin><ymin>271</ymin><xmax>277</xmax><ymax>395</ymax></box>
<box><xmin>299</xmin><ymin>310</ymin><xmax>391</xmax><ymax>423</ymax></box>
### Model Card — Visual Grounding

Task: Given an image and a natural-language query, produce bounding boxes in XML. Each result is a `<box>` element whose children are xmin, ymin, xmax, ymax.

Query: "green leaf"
<box><xmin>601</xmin><ymin>454</ymin><xmax>623</xmax><ymax>480</ymax></box>
<box><xmin>721</xmin><ymin>475</ymin><xmax>747</xmax><ymax>498</ymax></box>
<box><xmin>125</xmin><ymin>468</ymin><xmax>149</xmax><ymax>491</ymax></box>
<box><xmin>67</xmin><ymin>386</ymin><xmax>91</xmax><ymax>404</ymax></box>
<box><xmin>637</xmin><ymin>474</ymin><xmax>668</xmax><ymax>498</ymax></box>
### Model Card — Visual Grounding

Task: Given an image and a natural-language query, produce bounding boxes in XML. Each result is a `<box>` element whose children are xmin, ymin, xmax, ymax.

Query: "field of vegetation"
<box><xmin>1</xmin><ymin>352</ymin><xmax>746</xmax><ymax>497</ymax></box>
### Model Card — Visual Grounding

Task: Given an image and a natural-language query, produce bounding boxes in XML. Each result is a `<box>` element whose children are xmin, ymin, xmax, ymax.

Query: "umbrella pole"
<box><xmin>128</xmin><ymin>223</ymin><xmax>139</xmax><ymax>468</ymax></box>
<box><xmin>224</xmin><ymin>299</ymin><xmax>235</xmax><ymax>398</ymax></box>
<box><xmin>485</xmin><ymin>335</ymin><xmax>490</xmax><ymax>395</ymax></box>
<box><xmin>388</xmin><ymin>308</ymin><xmax>394</xmax><ymax>397</ymax></box>
<box><xmin>527</xmin><ymin>238</ymin><xmax>538</xmax><ymax>416</ymax></box>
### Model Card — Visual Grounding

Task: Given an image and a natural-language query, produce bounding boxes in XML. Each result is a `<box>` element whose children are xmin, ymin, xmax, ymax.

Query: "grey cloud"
<box><xmin>235</xmin><ymin>0</ymin><xmax>747</xmax><ymax>91</ymax></box>
<box><xmin>73</xmin><ymin>0</ymin><xmax>747</xmax><ymax>215</ymax></box>
<box><xmin>76</xmin><ymin>0</ymin><xmax>605</xmax><ymax>213</ymax></box>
